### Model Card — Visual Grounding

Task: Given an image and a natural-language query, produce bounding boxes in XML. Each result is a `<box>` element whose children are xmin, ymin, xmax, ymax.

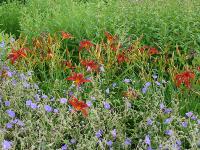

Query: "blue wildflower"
<box><xmin>44</xmin><ymin>105</ymin><xmax>52</xmax><ymax>112</ymax></box>
<box><xmin>53</xmin><ymin>109</ymin><xmax>59</xmax><ymax>113</ymax></box>
<box><xmin>164</xmin><ymin>118</ymin><xmax>173</xmax><ymax>124</ymax></box>
<box><xmin>86</xmin><ymin>101</ymin><xmax>92</xmax><ymax>107</ymax></box>
<box><xmin>61</xmin><ymin>144</ymin><xmax>68</xmax><ymax>150</ymax></box>
<box><xmin>103</xmin><ymin>102</ymin><xmax>111</xmax><ymax>110</ymax></box>
<box><xmin>60</xmin><ymin>98</ymin><xmax>68</xmax><ymax>104</ymax></box>
<box><xmin>6</xmin><ymin>123</ymin><xmax>13</xmax><ymax>129</ymax></box>
<box><xmin>144</xmin><ymin>135</ymin><xmax>151</xmax><ymax>145</ymax></box>
<box><xmin>2</xmin><ymin>140</ymin><xmax>12</xmax><ymax>150</ymax></box>
<box><xmin>185</xmin><ymin>112</ymin><xmax>193</xmax><ymax>118</ymax></box>
<box><xmin>106</xmin><ymin>140</ymin><xmax>113</xmax><ymax>147</ymax></box>
<box><xmin>26</xmin><ymin>100</ymin><xmax>32</xmax><ymax>107</ymax></box>
<box><xmin>4</xmin><ymin>101</ymin><xmax>10</xmax><ymax>107</ymax></box>
<box><xmin>6</xmin><ymin>110</ymin><xmax>15</xmax><ymax>118</ymax></box>
<box><xmin>147</xmin><ymin>119</ymin><xmax>153</xmax><ymax>126</ymax></box>
<box><xmin>124</xmin><ymin>78</ymin><xmax>131</xmax><ymax>83</ymax></box>
<box><xmin>124</xmin><ymin>138</ymin><xmax>131</xmax><ymax>145</ymax></box>
<box><xmin>96</xmin><ymin>130</ymin><xmax>103</xmax><ymax>139</ymax></box>
<box><xmin>30</xmin><ymin>103</ymin><xmax>37</xmax><ymax>109</ymax></box>
<box><xmin>70</xmin><ymin>139</ymin><xmax>76</xmax><ymax>144</ymax></box>
<box><xmin>181</xmin><ymin>121</ymin><xmax>188</xmax><ymax>128</ymax></box>
<box><xmin>111</xmin><ymin>129</ymin><xmax>117</xmax><ymax>138</ymax></box>
<box><xmin>165</xmin><ymin>130</ymin><xmax>173</xmax><ymax>136</ymax></box>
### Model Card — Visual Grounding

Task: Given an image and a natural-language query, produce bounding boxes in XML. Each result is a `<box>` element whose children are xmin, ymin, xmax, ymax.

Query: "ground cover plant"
<box><xmin>0</xmin><ymin>0</ymin><xmax>200</xmax><ymax>149</ymax></box>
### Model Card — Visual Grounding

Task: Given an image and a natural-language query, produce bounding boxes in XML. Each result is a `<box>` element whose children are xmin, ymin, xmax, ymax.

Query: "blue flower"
<box><xmin>144</xmin><ymin>135</ymin><xmax>151</xmax><ymax>145</ymax></box>
<box><xmin>6</xmin><ymin>110</ymin><xmax>15</xmax><ymax>118</ymax></box>
<box><xmin>142</xmin><ymin>87</ymin><xmax>148</xmax><ymax>94</ymax></box>
<box><xmin>53</xmin><ymin>109</ymin><xmax>59</xmax><ymax>113</ymax></box>
<box><xmin>34</xmin><ymin>94</ymin><xmax>40</xmax><ymax>101</ymax></box>
<box><xmin>60</xmin><ymin>98</ymin><xmax>68</xmax><ymax>104</ymax></box>
<box><xmin>6</xmin><ymin>123</ymin><xmax>13</xmax><ymax>129</ymax></box>
<box><xmin>61</xmin><ymin>144</ymin><xmax>68</xmax><ymax>150</ymax></box>
<box><xmin>111</xmin><ymin>129</ymin><xmax>117</xmax><ymax>138</ymax></box>
<box><xmin>159</xmin><ymin>103</ymin><xmax>165</xmax><ymax>109</ymax></box>
<box><xmin>41</xmin><ymin>94</ymin><xmax>48</xmax><ymax>99</ymax></box>
<box><xmin>86</xmin><ymin>101</ymin><xmax>92</xmax><ymax>107</ymax></box>
<box><xmin>164</xmin><ymin>118</ymin><xmax>173</xmax><ymax>124</ymax></box>
<box><xmin>30</xmin><ymin>103</ymin><xmax>37</xmax><ymax>109</ymax></box>
<box><xmin>103</xmin><ymin>102</ymin><xmax>111</xmax><ymax>110</ymax></box>
<box><xmin>197</xmin><ymin>119</ymin><xmax>200</xmax><ymax>125</ymax></box>
<box><xmin>191</xmin><ymin>115</ymin><xmax>197</xmax><ymax>120</ymax></box>
<box><xmin>112</xmin><ymin>83</ymin><xmax>117</xmax><ymax>87</ymax></box>
<box><xmin>44</xmin><ymin>105</ymin><xmax>52</xmax><ymax>112</ymax></box>
<box><xmin>124</xmin><ymin>78</ymin><xmax>131</xmax><ymax>83</ymax></box>
<box><xmin>4</xmin><ymin>101</ymin><xmax>10</xmax><ymax>107</ymax></box>
<box><xmin>0</xmin><ymin>41</ymin><xmax>5</xmax><ymax>48</ymax></box>
<box><xmin>185</xmin><ymin>112</ymin><xmax>193</xmax><ymax>118</ymax></box>
<box><xmin>147</xmin><ymin>119</ymin><xmax>153</xmax><ymax>126</ymax></box>
<box><xmin>96</xmin><ymin>130</ymin><xmax>103</xmax><ymax>139</ymax></box>
<box><xmin>181</xmin><ymin>121</ymin><xmax>188</xmax><ymax>128</ymax></box>
<box><xmin>106</xmin><ymin>140</ymin><xmax>113</xmax><ymax>147</ymax></box>
<box><xmin>165</xmin><ymin>130</ymin><xmax>173</xmax><ymax>136</ymax></box>
<box><xmin>155</xmin><ymin>81</ymin><xmax>161</xmax><ymax>86</ymax></box>
<box><xmin>124</xmin><ymin>138</ymin><xmax>131</xmax><ymax>145</ymax></box>
<box><xmin>106</xmin><ymin>88</ymin><xmax>110</xmax><ymax>94</ymax></box>
<box><xmin>2</xmin><ymin>140</ymin><xmax>12</xmax><ymax>150</ymax></box>
<box><xmin>26</xmin><ymin>100</ymin><xmax>32</xmax><ymax>107</ymax></box>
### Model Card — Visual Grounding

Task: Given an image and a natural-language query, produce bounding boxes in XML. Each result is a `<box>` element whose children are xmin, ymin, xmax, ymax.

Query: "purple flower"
<box><xmin>60</xmin><ymin>98</ymin><xmax>68</xmax><ymax>104</ymax></box>
<box><xmin>41</xmin><ymin>94</ymin><xmax>48</xmax><ymax>99</ymax></box>
<box><xmin>181</xmin><ymin>121</ymin><xmax>188</xmax><ymax>128</ymax></box>
<box><xmin>6</xmin><ymin>123</ymin><xmax>13</xmax><ymax>129</ymax></box>
<box><xmin>142</xmin><ymin>87</ymin><xmax>148</xmax><ymax>94</ymax></box>
<box><xmin>53</xmin><ymin>109</ymin><xmax>59</xmax><ymax>113</ymax></box>
<box><xmin>103</xmin><ymin>102</ymin><xmax>111</xmax><ymax>110</ymax></box>
<box><xmin>16</xmin><ymin>119</ymin><xmax>24</xmax><ymax>127</ymax></box>
<box><xmin>86</xmin><ymin>101</ymin><xmax>92</xmax><ymax>107</ymax></box>
<box><xmin>23</xmin><ymin>82</ymin><xmax>30</xmax><ymax>89</ymax></box>
<box><xmin>126</xmin><ymin>102</ymin><xmax>132</xmax><ymax>108</ymax></box>
<box><xmin>124</xmin><ymin>78</ymin><xmax>131</xmax><ymax>83</ymax></box>
<box><xmin>34</xmin><ymin>94</ymin><xmax>40</xmax><ymax>101</ymax></box>
<box><xmin>164</xmin><ymin>118</ymin><xmax>173</xmax><ymax>124</ymax></box>
<box><xmin>163</xmin><ymin>108</ymin><xmax>172</xmax><ymax>114</ymax></box>
<box><xmin>6</xmin><ymin>71</ymin><xmax>12</xmax><ymax>77</ymax></box>
<box><xmin>191</xmin><ymin>115</ymin><xmax>197</xmax><ymax>120</ymax></box>
<box><xmin>111</xmin><ymin>129</ymin><xmax>117</xmax><ymax>138</ymax></box>
<box><xmin>185</xmin><ymin>112</ymin><xmax>193</xmax><ymax>118</ymax></box>
<box><xmin>144</xmin><ymin>135</ymin><xmax>151</xmax><ymax>145</ymax></box>
<box><xmin>147</xmin><ymin>146</ymin><xmax>153</xmax><ymax>150</ymax></box>
<box><xmin>68</xmin><ymin>91</ymin><xmax>74</xmax><ymax>97</ymax></box>
<box><xmin>145</xmin><ymin>82</ymin><xmax>151</xmax><ymax>87</ymax></box>
<box><xmin>197</xmin><ymin>119</ymin><xmax>200</xmax><ymax>125</ymax></box>
<box><xmin>61</xmin><ymin>144</ymin><xmax>68</xmax><ymax>150</ymax></box>
<box><xmin>96</xmin><ymin>130</ymin><xmax>103</xmax><ymax>139</ymax></box>
<box><xmin>165</xmin><ymin>130</ymin><xmax>173</xmax><ymax>136</ymax></box>
<box><xmin>70</xmin><ymin>139</ymin><xmax>76</xmax><ymax>144</ymax></box>
<box><xmin>2</xmin><ymin>140</ymin><xmax>12</xmax><ymax>150</ymax></box>
<box><xmin>160</xmin><ymin>103</ymin><xmax>165</xmax><ymax>109</ymax></box>
<box><xmin>4</xmin><ymin>101</ymin><xmax>10</xmax><ymax>107</ymax></box>
<box><xmin>176</xmin><ymin>140</ymin><xmax>181</xmax><ymax>146</ymax></box>
<box><xmin>106</xmin><ymin>140</ymin><xmax>113</xmax><ymax>147</ymax></box>
<box><xmin>44</xmin><ymin>105</ymin><xmax>52</xmax><ymax>112</ymax></box>
<box><xmin>155</xmin><ymin>81</ymin><xmax>161</xmax><ymax>86</ymax></box>
<box><xmin>6</xmin><ymin>110</ymin><xmax>15</xmax><ymax>118</ymax></box>
<box><xmin>124</xmin><ymin>138</ymin><xmax>131</xmax><ymax>145</ymax></box>
<box><xmin>30</xmin><ymin>103</ymin><xmax>37</xmax><ymax>109</ymax></box>
<box><xmin>26</xmin><ymin>100</ymin><xmax>32</xmax><ymax>107</ymax></box>
<box><xmin>147</xmin><ymin>119</ymin><xmax>153</xmax><ymax>126</ymax></box>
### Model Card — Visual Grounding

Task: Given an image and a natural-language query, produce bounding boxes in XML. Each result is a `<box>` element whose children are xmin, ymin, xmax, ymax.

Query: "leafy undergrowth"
<box><xmin>0</xmin><ymin>31</ymin><xmax>200</xmax><ymax>149</ymax></box>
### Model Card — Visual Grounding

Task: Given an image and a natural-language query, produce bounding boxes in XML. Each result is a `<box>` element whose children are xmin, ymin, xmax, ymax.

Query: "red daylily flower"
<box><xmin>7</xmin><ymin>48</ymin><xmax>28</xmax><ymax>64</ymax></box>
<box><xmin>79</xmin><ymin>40</ymin><xmax>94</xmax><ymax>52</ymax></box>
<box><xmin>81</xmin><ymin>60</ymin><xmax>99</xmax><ymax>72</ymax></box>
<box><xmin>63</xmin><ymin>61</ymin><xmax>76</xmax><ymax>70</ymax></box>
<box><xmin>175</xmin><ymin>71</ymin><xmax>195</xmax><ymax>88</ymax></box>
<box><xmin>61</xmin><ymin>31</ymin><xmax>73</xmax><ymax>39</ymax></box>
<box><xmin>139</xmin><ymin>46</ymin><xmax>159</xmax><ymax>55</ymax></box>
<box><xmin>117</xmin><ymin>53</ymin><xmax>128</xmax><ymax>64</ymax></box>
<box><xmin>104</xmin><ymin>31</ymin><xmax>117</xmax><ymax>43</ymax></box>
<box><xmin>66</xmin><ymin>73</ymin><xmax>91</xmax><ymax>86</ymax></box>
<box><xmin>69</xmin><ymin>96</ymin><xmax>89</xmax><ymax>117</ymax></box>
